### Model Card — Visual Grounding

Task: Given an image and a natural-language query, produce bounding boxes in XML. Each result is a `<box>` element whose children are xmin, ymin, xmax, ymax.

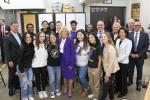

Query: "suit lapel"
<box><xmin>137</xmin><ymin>32</ymin><xmax>143</xmax><ymax>50</ymax></box>
<box><xmin>10</xmin><ymin>32</ymin><xmax>21</xmax><ymax>47</ymax></box>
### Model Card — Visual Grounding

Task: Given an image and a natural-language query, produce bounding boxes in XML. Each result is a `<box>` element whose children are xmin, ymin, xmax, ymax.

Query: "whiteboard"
<box><xmin>38</xmin><ymin>14</ymin><xmax>53</xmax><ymax>30</ymax></box>
<box><xmin>55</xmin><ymin>13</ymin><xmax>66</xmax><ymax>26</ymax></box>
<box><xmin>75</xmin><ymin>13</ymin><xmax>85</xmax><ymax>30</ymax></box>
<box><xmin>66</xmin><ymin>13</ymin><xmax>76</xmax><ymax>31</ymax></box>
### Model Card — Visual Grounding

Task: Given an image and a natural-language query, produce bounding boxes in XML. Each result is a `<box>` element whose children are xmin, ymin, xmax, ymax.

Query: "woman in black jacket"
<box><xmin>17</xmin><ymin>33</ymin><xmax>35</xmax><ymax>100</ymax></box>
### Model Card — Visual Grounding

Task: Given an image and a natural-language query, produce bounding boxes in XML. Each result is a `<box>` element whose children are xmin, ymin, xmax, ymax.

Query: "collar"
<box><xmin>134</xmin><ymin>31</ymin><xmax>140</xmax><ymax>34</ymax></box>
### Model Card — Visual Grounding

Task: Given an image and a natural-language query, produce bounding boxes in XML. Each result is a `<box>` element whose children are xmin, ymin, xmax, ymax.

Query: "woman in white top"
<box><xmin>32</xmin><ymin>32</ymin><xmax>48</xmax><ymax>99</ymax></box>
<box><xmin>115</xmin><ymin>28</ymin><xmax>132</xmax><ymax>98</ymax></box>
<box><xmin>75</xmin><ymin>29</ymin><xmax>90</xmax><ymax>97</ymax></box>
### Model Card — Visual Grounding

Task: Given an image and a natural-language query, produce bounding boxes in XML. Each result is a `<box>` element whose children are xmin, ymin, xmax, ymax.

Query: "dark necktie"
<box><xmin>134</xmin><ymin>33</ymin><xmax>138</xmax><ymax>51</ymax></box>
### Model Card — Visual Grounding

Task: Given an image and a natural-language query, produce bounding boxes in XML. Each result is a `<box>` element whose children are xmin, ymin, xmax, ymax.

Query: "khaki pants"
<box><xmin>88</xmin><ymin>67</ymin><xmax>101</xmax><ymax>98</ymax></box>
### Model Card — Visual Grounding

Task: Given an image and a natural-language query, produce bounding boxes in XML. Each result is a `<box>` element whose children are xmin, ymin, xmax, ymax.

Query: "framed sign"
<box><xmin>103</xmin><ymin>0</ymin><xmax>112</xmax><ymax>4</ymax></box>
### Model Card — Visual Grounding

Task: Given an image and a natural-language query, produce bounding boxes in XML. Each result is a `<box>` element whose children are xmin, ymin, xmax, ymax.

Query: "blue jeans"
<box><xmin>47</xmin><ymin>66</ymin><xmax>61</xmax><ymax>92</ymax></box>
<box><xmin>17</xmin><ymin>66</ymin><xmax>33</xmax><ymax>98</ymax></box>
<box><xmin>76</xmin><ymin>66</ymin><xmax>89</xmax><ymax>89</ymax></box>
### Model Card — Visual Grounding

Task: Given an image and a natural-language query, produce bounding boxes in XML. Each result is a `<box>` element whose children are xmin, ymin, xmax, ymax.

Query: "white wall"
<box><xmin>0</xmin><ymin>9</ymin><xmax>5</xmax><ymax>19</ymax></box>
<box><xmin>140</xmin><ymin>0</ymin><xmax>150</xmax><ymax>32</ymax></box>
<box><xmin>1</xmin><ymin>0</ymin><xmax>45</xmax><ymax>9</ymax></box>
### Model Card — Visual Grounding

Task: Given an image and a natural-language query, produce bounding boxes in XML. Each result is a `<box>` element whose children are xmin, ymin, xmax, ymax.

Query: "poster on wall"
<box><xmin>23</xmin><ymin>14</ymin><xmax>36</xmax><ymax>33</ymax></box>
<box><xmin>38</xmin><ymin>14</ymin><xmax>53</xmax><ymax>31</ymax></box>
<box><xmin>66</xmin><ymin>13</ymin><xmax>76</xmax><ymax>31</ymax></box>
<box><xmin>55</xmin><ymin>13</ymin><xmax>66</xmax><ymax>26</ymax></box>
<box><xmin>75</xmin><ymin>13</ymin><xmax>85</xmax><ymax>30</ymax></box>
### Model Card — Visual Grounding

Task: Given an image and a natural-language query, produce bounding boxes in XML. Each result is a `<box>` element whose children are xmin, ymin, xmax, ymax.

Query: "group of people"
<box><xmin>0</xmin><ymin>18</ymin><xmax>149</xmax><ymax>100</ymax></box>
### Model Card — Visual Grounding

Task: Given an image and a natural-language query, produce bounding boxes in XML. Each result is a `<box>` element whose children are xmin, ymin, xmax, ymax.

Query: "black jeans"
<box><xmin>33</xmin><ymin>67</ymin><xmax>47</xmax><ymax>91</ymax></box>
<box><xmin>116</xmin><ymin>63</ymin><xmax>128</xmax><ymax>95</ymax></box>
<box><xmin>100</xmin><ymin>72</ymin><xmax>114</xmax><ymax>100</ymax></box>
<box><xmin>0</xmin><ymin>39</ymin><xmax>5</xmax><ymax>63</ymax></box>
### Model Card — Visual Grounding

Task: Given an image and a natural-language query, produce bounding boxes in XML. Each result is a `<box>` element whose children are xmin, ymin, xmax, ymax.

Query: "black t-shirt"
<box><xmin>88</xmin><ymin>44</ymin><xmax>102</xmax><ymax>68</ymax></box>
<box><xmin>47</xmin><ymin>44</ymin><xmax>60</xmax><ymax>66</ymax></box>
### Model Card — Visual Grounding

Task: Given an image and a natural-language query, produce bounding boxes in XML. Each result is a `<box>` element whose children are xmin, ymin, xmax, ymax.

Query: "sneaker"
<box><xmin>56</xmin><ymin>89</ymin><xmax>61</xmax><ymax>96</ymax></box>
<box><xmin>88</xmin><ymin>94</ymin><xmax>94</xmax><ymax>99</ymax></box>
<box><xmin>50</xmin><ymin>92</ymin><xmax>55</xmax><ymax>99</ymax></box>
<box><xmin>28</xmin><ymin>96</ymin><xmax>34</xmax><ymax>100</ymax></box>
<box><xmin>38</xmin><ymin>91</ymin><xmax>44</xmax><ymax>99</ymax></box>
<box><xmin>22</xmin><ymin>97</ymin><xmax>28</xmax><ymax>100</ymax></box>
<box><xmin>42</xmin><ymin>91</ymin><xmax>48</xmax><ymax>98</ymax></box>
<box><xmin>93</xmin><ymin>98</ymin><xmax>98</xmax><ymax>100</ymax></box>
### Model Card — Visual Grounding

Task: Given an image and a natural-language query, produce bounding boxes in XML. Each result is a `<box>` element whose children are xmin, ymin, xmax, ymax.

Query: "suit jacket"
<box><xmin>103</xmin><ymin>44</ymin><xmax>120</xmax><ymax>77</ymax></box>
<box><xmin>59</xmin><ymin>37</ymin><xmax>76</xmax><ymax>67</ymax></box>
<box><xmin>0</xmin><ymin>25</ymin><xmax>10</xmax><ymax>43</ymax></box>
<box><xmin>128</xmin><ymin>31</ymin><xmax>149</xmax><ymax>59</ymax></box>
<box><xmin>110</xmin><ymin>32</ymin><xmax>119</xmax><ymax>44</ymax></box>
<box><xmin>3</xmin><ymin>32</ymin><xmax>23</xmax><ymax>64</ymax></box>
<box><xmin>116</xmin><ymin>38</ymin><xmax>132</xmax><ymax>64</ymax></box>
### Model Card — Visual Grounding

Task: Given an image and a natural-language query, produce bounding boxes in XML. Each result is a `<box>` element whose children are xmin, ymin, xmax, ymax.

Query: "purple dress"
<box><xmin>71</xmin><ymin>31</ymin><xmax>76</xmax><ymax>39</ymax></box>
<box><xmin>59</xmin><ymin>37</ymin><xmax>76</xmax><ymax>80</ymax></box>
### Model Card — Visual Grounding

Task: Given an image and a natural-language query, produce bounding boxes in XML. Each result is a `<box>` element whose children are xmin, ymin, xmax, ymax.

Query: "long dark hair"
<box><xmin>75</xmin><ymin>29</ymin><xmax>88</xmax><ymax>50</ymax></box>
<box><xmin>22</xmin><ymin>33</ymin><xmax>34</xmax><ymax>47</ymax></box>
<box><xmin>35</xmin><ymin>32</ymin><xmax>47</xmax><ymax>49</ymax></box>
<box><xmin>88</xmin><ymin>32</ymin><xmax>100</xmax><ymax>47</ymax></box>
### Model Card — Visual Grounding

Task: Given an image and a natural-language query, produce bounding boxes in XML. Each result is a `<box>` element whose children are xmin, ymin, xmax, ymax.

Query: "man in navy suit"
<box><xmin>128</xmin><ymin>21</ymin><xmax>149</xmax><ymax>91</ymax></box>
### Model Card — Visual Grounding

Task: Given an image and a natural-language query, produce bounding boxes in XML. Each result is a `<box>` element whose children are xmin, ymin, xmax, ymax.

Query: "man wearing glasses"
<box><xmin>128</xmin><ymin>20</ymin><xmax>149</xmax><ymax>91</ymax></box>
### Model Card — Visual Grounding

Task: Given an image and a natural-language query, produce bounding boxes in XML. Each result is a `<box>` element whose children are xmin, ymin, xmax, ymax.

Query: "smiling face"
<box><xmin>88</xmin><ymin>34</ymin><xmax>96</xmax><ymax>44</ymax></box>
<box><xmin>42</xmin><ymin>21</ymin><xmax>49</xmax><ymax>29</ymax></box>
<box><xmin>77</xmin><ymin>32</ymin><xmax>84</xmax><ymax>42</ymax></box>
<box><xmin>101</xmin><ymin>33</ymin><xmax>109</xmax><ymax>44</ymax></box>
<box><xmin>39</xmin><ymin>32</ymin><xmax>46</xmax><ymax>43</ymax></box>
<box><xmin>49</xmin><ymin>34</ymin><xmax>56</xmax><ymax>44</ymax></box>
<box><xmin>25</xmin><ymin>34</ymin><xmax>32</xmax><ymax>44</ymax></box>
<box><xmin>119</xmin><ymin>29</ymin><xmax>126</xmax><ymax>39</ymax></box>
<box><xmin>134</xmin><ymin>22</ymin><xmax>141</xmax><ymax>32</ymax></box>
<box><xmin>97</xmin><ymin>21</ymin><xmax>105</xmax><ymax>32</ymax></box>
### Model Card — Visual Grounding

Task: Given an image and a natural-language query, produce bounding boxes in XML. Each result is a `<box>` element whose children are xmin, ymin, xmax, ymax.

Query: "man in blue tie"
<box><xmin>128</xmin><ymin>21</ymin><xmax>149</xmax><ymax>91</ymax></box>
<box><xmin>3</xmin><ymin>21</ymin><xmax>23</xmax><ymax>96</ymax></box>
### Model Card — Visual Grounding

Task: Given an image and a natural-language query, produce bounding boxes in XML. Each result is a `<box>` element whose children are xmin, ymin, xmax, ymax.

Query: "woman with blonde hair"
<box><xmin>59</xmin><ymin>27</ymin><xmax>76</xmax><ymax>98</ymax></box>
<box><xmin>100</xmin><ymin>32</ymin><xmax>120</xmax><ymax>100</ymax></box>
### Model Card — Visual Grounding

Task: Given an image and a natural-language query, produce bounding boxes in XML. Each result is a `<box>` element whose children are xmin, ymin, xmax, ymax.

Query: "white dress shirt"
<box><xmin>134</xmin><ymin>31</ymin><xmax>140</xmax><ymax>48</ymax></box>
<box><xmin>11</xmin><ymin>31</ymin><xmax>21</xmax><ymax>46</ymax></box>
<box><xmin>60</xmin><ymin>38</ymin><xmax>66</xmax><ymax>53</ymax></box>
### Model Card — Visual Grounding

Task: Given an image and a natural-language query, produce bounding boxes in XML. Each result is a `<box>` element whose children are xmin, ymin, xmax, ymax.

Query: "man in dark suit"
<box><xmin>3</xmin><ymin>21</ymin><xmax>23</xmax><ymax>96</ymax></box>
<box><xmin>0</xmin><ymin>19</ymin><xmax>10</xmax><ymax>63</ymax></box>
<box><xmin>93</xmin><ymin>20</ymin><xmax>106</xmax><ymax>46</ymax></box>
<box><xmin>126</xmin><ymin>18</ymin><xmax>135</xmax><ymax>33</ymax></box>
<box><xmin>128</xmin><ymin>21</ymin><xmax>149</xmax><ymax>91</ymax></box>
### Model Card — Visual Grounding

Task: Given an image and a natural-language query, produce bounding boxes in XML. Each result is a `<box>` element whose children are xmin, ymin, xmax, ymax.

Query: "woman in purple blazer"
<box><xmin>59</xmin><ymin>26</ymin><xmax>76</xmax><ymax>98</ymax></box>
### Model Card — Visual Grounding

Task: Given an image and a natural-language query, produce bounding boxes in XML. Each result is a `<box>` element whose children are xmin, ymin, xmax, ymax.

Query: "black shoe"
<box><xmin>136</xmin><ymin>85</ymin><xmax>141</xmax><ymax>91</ymax></box>
<box><xmin>128</xmin><ymin>81</ymin><xmax>133</xmax><ymax>86</ymax></box>
<box><xmin>117</xmin><ymin>93</ymin><xmax>126</xmax><ymax>98</ymax></box>
<box><xmin>9</xmin><ymin>89</ymin><xmax>14</xmax><ymax>96</ymax></box>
